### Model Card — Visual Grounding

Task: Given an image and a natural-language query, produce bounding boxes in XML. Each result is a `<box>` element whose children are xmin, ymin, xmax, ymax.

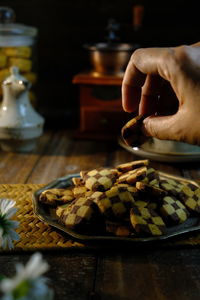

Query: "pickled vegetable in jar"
<box><xmin>0</xmin><ymin>7</ymin><xmax>38</xmax><ymax>106</ymax></box>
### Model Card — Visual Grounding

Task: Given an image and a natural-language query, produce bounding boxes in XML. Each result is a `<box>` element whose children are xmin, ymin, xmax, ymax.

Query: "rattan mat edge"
<box><xmin>1</xmin><ymin>183</ymin><xmax>200</xmax><ymax>252</ymax></box>
<box><xmin>0</xmin><ymin>184</ymin><xmax>84</xmax><ymax>252</ymax></box>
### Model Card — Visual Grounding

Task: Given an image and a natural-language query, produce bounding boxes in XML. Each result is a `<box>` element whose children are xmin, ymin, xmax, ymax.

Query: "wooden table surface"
<box><xmin>1</xmin><ymin>130</ymin><xmax>200</xmax><ymax>300</ymax></box>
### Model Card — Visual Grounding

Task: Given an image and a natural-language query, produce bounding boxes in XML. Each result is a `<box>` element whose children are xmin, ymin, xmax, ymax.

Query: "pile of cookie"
<box><xmin>39</xmin><ymin>160</ymin><xmax>200</xmax><ymax>237</ymax></box>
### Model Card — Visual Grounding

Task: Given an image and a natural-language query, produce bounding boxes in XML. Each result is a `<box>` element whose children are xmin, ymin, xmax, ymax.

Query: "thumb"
<box><xmin>142</xmin><ymin>114</ymin><xmax>180</xmax><ymax>141</ymax></box>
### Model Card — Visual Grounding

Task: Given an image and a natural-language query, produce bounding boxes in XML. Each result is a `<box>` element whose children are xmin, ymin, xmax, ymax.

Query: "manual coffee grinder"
<box><xmin>73</xmin><ymin>19</ymin><xmax>137</xmax><ymax>140</ymax></box>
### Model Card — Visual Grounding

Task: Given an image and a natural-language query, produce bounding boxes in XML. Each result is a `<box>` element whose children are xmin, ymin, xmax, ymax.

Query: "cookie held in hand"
<box><xmin>121</xmin><ymin>115</ymin><xmax>148</xmax><ymax>147</ymax></box>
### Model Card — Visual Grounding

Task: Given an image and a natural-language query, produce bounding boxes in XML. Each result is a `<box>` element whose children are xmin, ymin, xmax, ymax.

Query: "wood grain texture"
<box><xmin>0</xmin><ymin>253</ymin><xmax>97</xmax><ymax>300</ymax></box>
<box><xmin>0</xmin><ymin>129</ymin><xmax>200</xmax><ymax>300</ymax></box>
<box><xmin>95</xmin><ymin>249</ymin><xmax>200</xmax><ymax>300</ymax></box>
<box><xmin>0</xmin><ymin>132</ymin><xmax>53</xmax><ymax>184</ymax></box>
<box><xmin>27</xmin><ymin>131</ymin><xmax>116</xmax><ymax>183</ymax></box>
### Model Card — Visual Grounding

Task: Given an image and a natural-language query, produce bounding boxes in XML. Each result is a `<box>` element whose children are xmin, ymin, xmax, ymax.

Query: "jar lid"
<box><xmin>0</xmin><ymin>7</ymin><xmax>37</xmax><ymax>46</ymax></box>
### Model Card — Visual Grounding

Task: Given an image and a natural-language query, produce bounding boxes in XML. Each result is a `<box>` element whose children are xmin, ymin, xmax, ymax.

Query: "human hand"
<box><xmin>122</xmin><ymin>44</ymin><xmax>200</xmax><ymax>145</ymax></box>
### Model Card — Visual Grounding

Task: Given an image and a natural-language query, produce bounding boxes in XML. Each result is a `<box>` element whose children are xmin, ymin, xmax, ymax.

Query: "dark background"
<box><xmin>0</xmin><ymin>0</ymin><xmax>200</xmax><ymax>128</ymax></box>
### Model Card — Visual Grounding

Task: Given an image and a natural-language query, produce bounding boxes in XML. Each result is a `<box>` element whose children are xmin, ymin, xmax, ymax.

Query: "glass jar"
<box><xmin>0</xmin><ymin>7</ymin><xmax>38</xmax><ymax>105</ymax></box>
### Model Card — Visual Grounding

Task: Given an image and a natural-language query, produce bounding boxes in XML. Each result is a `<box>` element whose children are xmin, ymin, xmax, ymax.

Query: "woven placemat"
<box><xmin>1</xmin><ymin>183</ymin><xmax>200</xmax><ymax>252</ymax></box>
<box><xmin>0</xmin><ymin>184</ymin><xmax>84</xmax><ymax>252</ymax></box>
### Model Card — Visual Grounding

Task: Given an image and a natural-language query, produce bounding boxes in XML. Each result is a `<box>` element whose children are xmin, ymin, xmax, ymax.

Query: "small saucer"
<box><xmin>118</xmin><ymin>137</ymin><xmax>200</xmax><ymax>163</ymax></box>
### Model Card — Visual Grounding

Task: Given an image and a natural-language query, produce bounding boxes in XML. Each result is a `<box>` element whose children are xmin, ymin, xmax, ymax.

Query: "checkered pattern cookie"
<box><xmin>159</xmin><ymin>178</ymin><xmax>200</xmax><ymax>213</ymax></box>
<box><xmin>92</xmin><ymin>185</ymin><xmax>135</xmax><ymax>220</ymax></box>
<box><xmin>187</xmin><ymin>183</ymin><xmax>200</xmax><ymax>194</ymax></box>
<box><xmin>105</xmin><ymin>220</ymin><xmax>133</xmax><ymax>236</ymax></box>
<box><xmin>117</xmin><ymin>167</ymin><xmax>147</xmax><ymax>185</ymax></box>
<box><xmin>142</xmin><ymin>168</ymin><xmax>160</xmax><ymax>187</ymax></box>
<box><xmin>73</xmin><ymin>186</ymin><xmax>88</xmax><ymax>198</ymax></box>
<box><xmin>81</xmin><ymin>168</ymin><xmax>118</xmax><ymax>192</ymax></box>
<box><xmin>159</xmin><ymin>178</ymin><xmax>184</xmax><ymax>197</ymax></box>
<box><xmin>116</xmin><ymin>160</ymin><xmax>149</xmax><ymax>173</ymax></box>
<box><xmin>131</xmin><ymin>198</ymin><xmax>158</xmax><ymax>210</ymax></box>
<box><xmin>130</xmin><ymin>205</ymin><xmax>166</xmax><ymax>236</ymax></box>
<box><xmin>160</xmin><ymin>196</ymin><xmax>189</xmax><ymax>225</ymax></box>
<box><xmin>72</xmin><ymin>177</ymin><xmax>84</xmax><ymax>186</ymax></box>
<box><xmin>39</xmin><ymin>188</ymin><xmax>74</xmax><ymax>206</ymax></box>
<box><xmin>136</xmin><ymin>181</ymin><xmax>167</xmax><ymax>199</ymax></box>
<box><xmin>114</xmin><ymin>183</ymin><xmax>139</xmax><ymax>198</ymax></box>
<box><xmin>134</xmin><ymin>199</ymin><xmax>149</xmax><ymax>209</ymax></box>
<box><xmin>72</xmin><ymin>185</ymin><xmax>93</xmax><ymax>199</ymax></box>
<box><xmin>178</xmin><ymin>184</ymin><xmax>200</xmax><ymax>213</ymax></box>
<box><xmin>59</xmin><ymin>196</ymin><xmax>97</xmax><ymax>229</ymax></box>
<box><xmin>56</xmin><ymin>202</ymin><xmax>75</xmax><ymax>218</ymax></box>
<box><xmin>121</xmin><ymin>115</ymin><xmax>147</xmax><ymax>147</ymax></box>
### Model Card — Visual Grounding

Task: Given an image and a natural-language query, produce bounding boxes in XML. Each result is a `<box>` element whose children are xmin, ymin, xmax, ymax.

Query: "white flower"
<box><xmin>0</xmin><ymin>199</ymin><xmax>17</xmax><ymax>218</ymax></box>
<box><xmin>0</xmin><ymin>199</ymin><xmax>20</xmax><ymax>249</ymax></box>
<box><xmin>0</xmin><ymin>252</ymin><xmax>54</xmax><ymax>300</ymax></box>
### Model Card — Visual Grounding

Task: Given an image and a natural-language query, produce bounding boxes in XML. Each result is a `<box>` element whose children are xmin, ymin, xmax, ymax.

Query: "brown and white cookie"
<box><xmin>160</xmin><ymin>196</ymin><xmax>189</xmax><ymax>225</ymax></box>
<box><xmin>117</xmin><ymin>167</ymin><xmax>147</xmax><ymax>185</ymax></box>
<box><xmin>178</xmin><ymin>184</ymin><xmax>200</xmax><ymax>214</ymax></box>
<box><xmin>105</xmin><ymin>220</ymin><xmax>133</xmax><ymax>237</ymax></box>
<box><xmin>56</xmin><ymin>202</ymin><xmax>75</xmax><ymax>218</ymax></box>
<box><xmin>136</xmin><ymin>181</ymin><xmax>167</xmax><ymax>199</ymax></box>
<box><xmin>130</xmin><ymin>205</ymin><xmax>166</xmax><ymax>236</ymax></box>
<box><xmin>58</xmin><ymin>196</ymin><xmax>98</xmax><ymax>230</ymax></box>
<box><xmin>39</xmin><ymin>188</ymin><xmax>74</xmax><ymax>206</ymax></box>
<box><xmin>142</xmin><ymin>168</ymin><xmax>160</xmax><ymax>187</ymax></box>
<box><xmin>91</xmin><ymin>185</ymin><xmax>135</xmax><ymax>220</ymax></box>
<box><xmin>121</xmin><ymin>115</ymin><xmax>148</xmax><ymax>147</ymax></box>
<box><xmin>71</xmin><ymin>177</ymin><xmax>84</xmax><ymax>186</ymax></box>
<box><xmin>80</xmin><ymin>168</ymin><xmax>118</xmax><ymax>192</ymax></box>
<box><xmin>116</xmin><ymin>160</ymin><xmax>149</xmax><ymax>173</ymax></box>
<box><xmin>114</xmin><ymin>183</ymin><xmax>139</xmax><ymax>198</ymax></box>
<box><xmin>159</xmin><ymin>178</ymin><xmax>183</xmax><ymax>197</ymax></box>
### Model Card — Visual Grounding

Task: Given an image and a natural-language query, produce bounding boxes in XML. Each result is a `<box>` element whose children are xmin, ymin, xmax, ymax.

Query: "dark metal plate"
<box><xmin>32</xmin><ymin>173</ymin><xmax>200</xmax><ymax>244</ymax></box>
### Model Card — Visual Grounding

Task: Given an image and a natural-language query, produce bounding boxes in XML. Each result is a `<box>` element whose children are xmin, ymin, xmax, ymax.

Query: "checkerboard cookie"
<box><xmin>39</xmin><ymin>188</ymin><xmax>74</xmax><ymax>206</ymax></box>
<box><xmin>91</xmin><ymin>185</ymin><xmax>135</xmax><ymax>220</ymax></box>
<box><xmin>80</xmin><ymin>168</ymin><xmax>119</xmax><ymax>192</ymax></box>
<box><xmin>178</xmin><ymin>184</ymin><xmax>200</xmax><ymax>214</ymax></box>
<box><xmin>56</xmin><ymin>202</ymin><xmax>75</xmax><ymax>218</ymax></box>
<box><xmin>134</xmin><ymin>199</ymin><xmax>149</xmax><ymax>209</ymax></box>
<box><xmin>160</xmin><ymin>178</ymin><xmax>183</xmax><ymax>197</ymax></box>
<box><xmin>105</xmin><ymin>220</ymin><xmax>133</xmax><ymax>236</ymax></box>
<box><xmin>114</xmin><ymin>183</ymin><xmax>139</xmax><ymax>198</ymax></box>
<box><xmin>187</xmin><ymin>183</ymin><xmax>200</xmax><ymax>194</ymax></box>
<box><xmin>73</xmin><ymin>185</ymin><xmax>87</xmax><ymax>196</ymax></box>
<box><xmin>121</xmin><ymin>115</ymin><xmax>148</xmax><ymax>147</ymax></box>
<box><xmin>116</xmin><ymin>160</ymin><xmax>149</xmax><ymax>173</ymax></box>
<box><xmin>130</xmin><ymin>197</ymin><xmax>158</xmax><ymax>210</ymax></box>
<box><xmin>130</xmin><ymin>205</ymin><xmax>167</xmax><ymax>236</ymax></box>
<box><xmin>117</xmin><ymin>166</ymin><xmax>147</xmax><ymax>185</ymax></box>
<box><xmin>160</xmin><ymin>178</ymin><xmax>200</xmax><ymax>213</ymax></box>
<box><xmin>142</xmin><ymin>168</ymin><xmax>160</xmax><ymax>187</ymax></box>
<box><xmin>160</xmin><ymin>196</ymin><xmax>189</xmax><ymax>225</ymax></box>
<box><xmin>72</xmin><ymin>177</ymin><xmax>84</xmax><ymax>186</ymax></box>
<box><xmin>136</xmin><ymin>181</ymin><xmax>167</xmax><ymax>199</ymax></box>
<box><xmin>58</xmin><ymin>196</ymin><xmax>98</xmax><ymax>230</ymax></box>
<box><xmin>73</xmin><ymin>186</ymin><xmax>91</xmax><ymax>198</ymax></box>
